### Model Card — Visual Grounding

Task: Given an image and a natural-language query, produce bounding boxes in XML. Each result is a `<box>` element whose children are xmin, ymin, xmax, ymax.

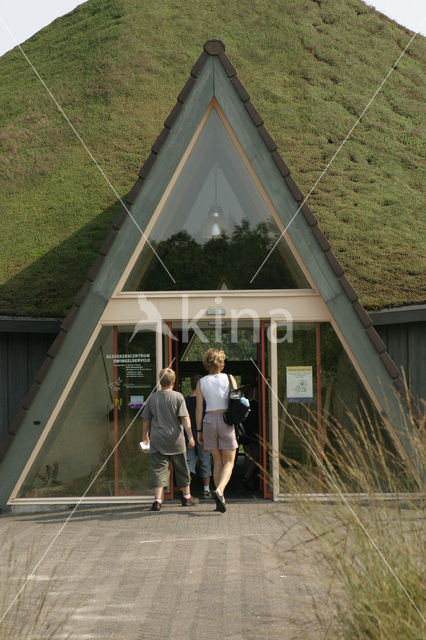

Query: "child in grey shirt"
<box><xmin>141</xmin><ymin>368</ymin><xmax>199</xmax><ymax>511</ymax></box>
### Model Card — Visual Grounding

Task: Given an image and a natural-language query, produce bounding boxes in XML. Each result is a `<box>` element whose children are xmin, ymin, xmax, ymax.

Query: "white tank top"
<box><xmin>200</xmin><ymin>373</ymin><xmax>230</xmax><ymax>411</ymax></box>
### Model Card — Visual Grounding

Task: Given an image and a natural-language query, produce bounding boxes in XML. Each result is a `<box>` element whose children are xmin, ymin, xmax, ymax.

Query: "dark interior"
<box><xmin>176</xmin><ymin>354</ymin><xmax>264</xmax><ymax>499</ymax></box>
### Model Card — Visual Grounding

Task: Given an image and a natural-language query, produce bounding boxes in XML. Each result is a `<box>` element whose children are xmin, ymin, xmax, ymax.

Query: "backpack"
<box><xmin>223</xmin><ymin>374</ymin><xmax>250</xmax><ymax>426</ymax></box>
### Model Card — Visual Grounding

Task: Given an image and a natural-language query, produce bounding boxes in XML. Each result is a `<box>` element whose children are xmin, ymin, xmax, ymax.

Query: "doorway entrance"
<box><xmin>164</xmin><ymin>321</ymin><xmax>273</xmax><ymax>499</ymax></box>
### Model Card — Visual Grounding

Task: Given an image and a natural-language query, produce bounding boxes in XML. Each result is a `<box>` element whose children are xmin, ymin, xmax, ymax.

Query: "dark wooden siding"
<box><xmin>0</xmin><ymin>332</ymin><xmax>55</xmax><ymax>444</ymax></box>
<box><xmin>376</xmin><ymin>322</ymin><xmax>425</xmax><ymax>406</ymax></box>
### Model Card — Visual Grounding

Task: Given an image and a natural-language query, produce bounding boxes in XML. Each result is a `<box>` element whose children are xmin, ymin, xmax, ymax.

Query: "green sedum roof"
<box><xmin>0</xmin><ymin>0</ymin><xmax>425</xmax><ymax>316</ymax></box>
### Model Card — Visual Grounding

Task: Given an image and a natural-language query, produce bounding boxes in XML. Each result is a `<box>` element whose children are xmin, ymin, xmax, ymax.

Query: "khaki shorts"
<box><xmin>150</xmin><ymin>452</ymin><xmax>191</xmax><ymax>489</ymax></box>
<box><xmin>202</xmin><ymin>412</ymin><xmax>238</xmax><ymax>451</ymax></box>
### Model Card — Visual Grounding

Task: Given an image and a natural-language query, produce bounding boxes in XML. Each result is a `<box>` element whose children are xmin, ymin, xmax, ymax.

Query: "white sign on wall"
<box><xmin>286</xmin><ymin>366</ymin><xmax>313</xmax><ymax>403</ymax></box>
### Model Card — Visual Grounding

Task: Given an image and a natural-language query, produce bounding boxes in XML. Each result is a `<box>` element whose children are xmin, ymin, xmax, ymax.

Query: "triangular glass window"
<box><xmin>124</xmin><ymin>107</ymin><xmax>310</xmax><ymax>291</ymax></box>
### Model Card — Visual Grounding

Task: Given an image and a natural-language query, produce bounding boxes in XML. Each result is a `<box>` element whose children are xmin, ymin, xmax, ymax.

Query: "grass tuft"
<box><xmin>0</xmin><ymin>539</ymin><xmax>73</xmax><ymax>639</ymax></box>
<box><xmin>274</xmin><ymin>396</ymin><xmax>425</xmax><ymax>639</ymax></box>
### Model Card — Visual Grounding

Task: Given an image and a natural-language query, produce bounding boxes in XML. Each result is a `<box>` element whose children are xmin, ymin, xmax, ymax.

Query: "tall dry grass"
<box><xmin>0</xmin><ymin>540</ymin><xmax>72</xmax><ymax>639</ymax></box>
<box><xmin>275</xmin><ymin>399</ymin><xmax>425</xmax><ymax>640</ymax></box>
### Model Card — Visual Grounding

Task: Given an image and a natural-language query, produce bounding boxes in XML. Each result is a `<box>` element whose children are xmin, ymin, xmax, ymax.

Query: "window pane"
<box><xmin>18</xmin><ymin>326</ymin><xmax>158</xmax><ymax>498</ymax></box>
<box><xmin>124</xmin><ymin>108</ymin><xmax>310</xmax><ymax>291</ymax></box>
<box><xmin>277</xmin><ymin>323</ymin><xmax>317</xmax><ymax>489</ymax></box>
<box><xmin>181</xmin><ymin>326</ymin><xmax>258</xmax><ymax>362</ymax></box>
<box><xmin>277</xmin><ymin>323</ymin><xmax>386</xmax><ymax>493</ymax></box>
<box><xmin>115</xmin><ymin>327</ymin><xmax>158</xmax><ymax>496</ymax></box>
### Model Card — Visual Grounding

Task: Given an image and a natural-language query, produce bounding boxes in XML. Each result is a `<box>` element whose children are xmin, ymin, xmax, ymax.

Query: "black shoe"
<box><xmin>214</xmin><ymin>502</ymin><xmax>226</xmax><ymax>513</ymax></box>
<box><xmin>181</xmin><ymin>495</ymin><xmax>200</xmax><ymax>506</ymax></box>
<box><xmin>212</xmin><ymin>490</ymin><xmax>226</xmax><ymax>513</ymax></box>
<box><xmin>151</xmin><ymin>501</ymin><xmax>161</xmax><ymax>511</ymax></box>
<box><xmin>202</xmin><ymin>490</ymin><xmax>211</xmax><ymax>499</ymax></box>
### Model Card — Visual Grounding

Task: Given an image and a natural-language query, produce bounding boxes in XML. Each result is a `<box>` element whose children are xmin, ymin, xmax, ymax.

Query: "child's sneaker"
<box><xmin>202</xmin><ymin>490</ymin><xmax>211</xmax><ymax>499</ymax></box>
<box><xmin>151</xmin><ymin>500</ymin><xmax>161</xmax><ymax>511</ymax></box>
<box><xmin>181</xmin><ymin>495</ymin><xmax>199</xmax><ymax>506</ymax></box>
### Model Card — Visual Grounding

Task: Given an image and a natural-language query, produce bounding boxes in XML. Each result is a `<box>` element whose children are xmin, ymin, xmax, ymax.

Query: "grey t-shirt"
<box><xmin>142</xmin><ymin>390</ymin><xmax>189</xmax><ymax>455</ymax></box>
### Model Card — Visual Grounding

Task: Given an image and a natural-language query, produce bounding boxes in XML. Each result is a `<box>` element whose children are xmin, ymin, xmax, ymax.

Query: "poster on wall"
<box><xmin>106</xmin><ymin>352</ymin><xmax>154</xmax><ymax>391</ymax></box>
<box><xmin>129</xmin><ymin>395</ymin><xmax>144</xmax><ymax>409</ymax></box>
<box><xmin>286</xmin><ymin>366</ymin><xmax>313</xmax><ymax>403</ymax></box>
<box><xmin>107</xmin><ymin>353</ymin><xmax>152</xmax><ymax>377</ymax></box>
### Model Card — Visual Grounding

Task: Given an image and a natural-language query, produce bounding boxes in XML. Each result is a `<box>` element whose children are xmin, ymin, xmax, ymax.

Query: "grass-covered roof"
<box><xmin>0</xmin><ymin>0</ymin><xmax>424</xmax><ymax>316</ymax></box>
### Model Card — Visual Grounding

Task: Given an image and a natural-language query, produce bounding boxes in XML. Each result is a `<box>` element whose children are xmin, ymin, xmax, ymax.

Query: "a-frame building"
<box><xmin>0</xmin><ymin>40</ymin><xmax>420</xmax><ymax>508</ymax></box>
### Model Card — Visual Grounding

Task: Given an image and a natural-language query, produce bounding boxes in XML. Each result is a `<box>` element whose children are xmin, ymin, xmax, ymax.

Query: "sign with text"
<box><xmin>106</xmin><ymin>353</ymin><xmax>152</xmax><ymax>378</ymax></box>
<box><xmin>286</xmin><ymin>366</ymin><xmax>313</xmax><ymax>403</ymax></box>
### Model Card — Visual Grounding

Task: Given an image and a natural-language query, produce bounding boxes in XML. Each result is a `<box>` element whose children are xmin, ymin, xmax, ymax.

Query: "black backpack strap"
<box><xmin>226</xmin><ymin>373</ymin><xmax>231</xmax><ymax>391</ymax></box>
<box><xmin>226</xmin><ymin>373</ymin><xmax>236</xmax><ymax>390</ymax></box>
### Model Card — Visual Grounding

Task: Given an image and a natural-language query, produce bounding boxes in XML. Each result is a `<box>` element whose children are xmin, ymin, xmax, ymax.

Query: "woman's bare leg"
<box><xmin>216</xmin><ymin>449</ymin><xmax>237</xmax><ymax>495</ymax></box>
<box><xmin>210</xmin><ymin>449</ymin><xmax>222</xmax><ymax>489</ymax></box>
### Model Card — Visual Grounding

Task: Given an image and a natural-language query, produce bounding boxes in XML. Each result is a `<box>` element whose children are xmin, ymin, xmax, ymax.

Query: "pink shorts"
<box><xmin>202</xmin><ymin>412</ymin><xmax>238</xmax><ymax>451</ymax></box>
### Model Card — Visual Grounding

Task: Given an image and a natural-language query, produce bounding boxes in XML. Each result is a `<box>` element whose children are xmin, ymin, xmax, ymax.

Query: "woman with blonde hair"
<box><xmin>196</xmin><ymin>348</ymin><xmax>238</xmax><ymax>512</ymax></box>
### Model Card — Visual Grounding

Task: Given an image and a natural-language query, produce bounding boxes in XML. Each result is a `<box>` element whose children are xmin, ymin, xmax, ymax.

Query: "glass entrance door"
<box><xmin>166</xmin><ymin>320</ymin><xmax>272</xmax><ymax>499</ymax></box>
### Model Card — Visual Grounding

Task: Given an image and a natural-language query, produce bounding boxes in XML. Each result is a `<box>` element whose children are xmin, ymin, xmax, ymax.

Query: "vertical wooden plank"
<box><xmin>174</xmin><ymin>326</ymin><xmax>179</xmax><ymax>388</ymax></box>
<box><xmin>257</xmin><ymin>336</ymin><xmax>262</xmax><ymax>489</ymax></box>
<box><xmin>260</xmin><ymin>321</ymin><xmax>273</xmax><ymax>498</ymax></box>
<box><xmin>407</xmin><ymin>323</ymin><xmax>426</xmax><ymax>405</ymax></box>
<box><xmin>45</xmin><ymin>332</ymin><xmax>57</xmax><ymax>354</ymax></box>
<box><xmin>375</xmin><ymin>325</ymin><xmax>388</xmax><ymax>350</ymax></box>
<box><xmin>7</xmin><ymin>333</ymin><xmax>28</xmax><ymax>429</ymax></box>
<box><xmin>269</xmin><ymin>322</ymin><xmax>279</xmax><ymax>499</ymax></box>
<box><xmin>156</xmin><ymin>325</ymin><xmax>163</xmax><ymax>386</ymax></box>
<box><xmin>386</xmin><ymin>324</ymin><xmax>409</xmax><ymax>382</ymax></box>
<box><xmin>27</xmin><ymin>333</ymin><xmax>50</xmax><ymax>387</ymax></box>
<box><xmin>1</xmin><ymin>331</ymin><xmax>57</xmax><ymax>447</ymax></box>
<box><xmin>0</xmin><ymin>334</ymin><xmax>8</xmax><ymax>443</ymax></box>
<box><xmin>260</xmin><ymin>321</ymin><xmax>266</xmax><ymax>494</ymax></box>
<box><xmin>167</xmin><ymin>322</ymin><xmax>173</xmax><ymax>367</ymax></box>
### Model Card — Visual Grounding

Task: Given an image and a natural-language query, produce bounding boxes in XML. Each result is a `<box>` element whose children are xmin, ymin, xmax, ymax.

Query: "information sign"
<box><xmin>286</xmin><ymin>366</ymin><xmax>313</xmax><ymax>403</ymax></box>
